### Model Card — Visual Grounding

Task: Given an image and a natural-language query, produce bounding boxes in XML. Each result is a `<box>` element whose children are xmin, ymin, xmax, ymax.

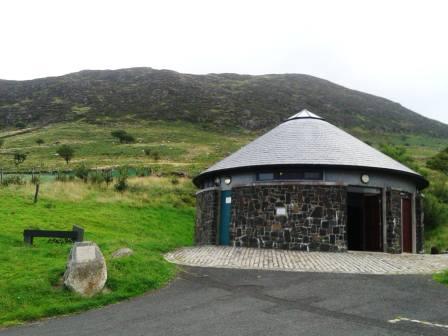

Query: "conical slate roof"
<box><xmin>195</xmin><ymin>110</ymin><xmax>427</xmax><ymax>187</ymax></box>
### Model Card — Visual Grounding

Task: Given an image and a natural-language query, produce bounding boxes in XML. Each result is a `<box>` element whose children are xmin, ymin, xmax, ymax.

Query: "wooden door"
<box><xmin>364</xmin><ymin>195</ymin><xmax>382</xmax><ymax>251</ymax></box>
<box><xmin>402</xmin><ymin>198</ymin><xmax>412</xmax><ymax>253</ymax></box>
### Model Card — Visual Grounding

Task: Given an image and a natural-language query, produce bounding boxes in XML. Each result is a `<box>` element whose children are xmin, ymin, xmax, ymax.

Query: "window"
<box><xmin>257</xmin><ymin>172</ymin><xmax>274</xmax><ymax>181</ymax></box>
<box><xmin>256</xmin><ymin>169</ymin><xmax>323</xmax><ymax>181</ymax></box>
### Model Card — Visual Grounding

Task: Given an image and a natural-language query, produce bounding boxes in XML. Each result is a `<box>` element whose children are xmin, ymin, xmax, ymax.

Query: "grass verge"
<box><xmin>0</xmin><ymin>177</ymin><xmax>194</xmax><ymax>327</ymax></box>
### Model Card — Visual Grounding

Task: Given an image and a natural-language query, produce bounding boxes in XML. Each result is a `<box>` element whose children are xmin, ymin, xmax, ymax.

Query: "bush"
<box><xmin>151</xmin><ymin>152</ymin><xmax>160</xmax><ymax>161</ymax></box>
<box><xmin>0</xmin><ymin>139</ymin><xmax>4</xmax><ymax>148</ymax></box>
<box><xmin>114</xmin><ymin>167</ymin><xmax>129</xmax><ymax>192</ymax></box>
<box><xmin>102</xmin><ymin>169</ymin><xmax>113</xmax><ymax>185</ymax></box>
<box><xmin>35</xmin><ymin>138</ymin><xmax>45</xmax><ymax>145</ymax></box>
<box><xmin>171</xmin><ymin>177</ymin><xmax>179</xmax><ymax>185</ymax></box>
<box><xmin>424</xmin><ymin>193</ymin><xmax>448</xmax><ymax>231</ymax></box>
<box><xmin>13</xmin><ymin>152</ymin><xmax>27</xmax><ymax>166</ymax></box>
<box><xmin>1</xmin><ymin>175</ymin><xmax>25</xmax><ymax>186</ymax></box>
<box><xmin>427</xmin><ymin>147</ymin><xmax>448</xmax><ymax>175</ymax></box>
<box><xmin>379</xmin><ymin>144</ymin><xmax>417</xmax><ymax>170</ymax></box>
<box><xmin>74</xmin><ymin>164</ymin><xmax>90</xmax><ymax>182</ymax></box>
<box><xmin>89</xmin><ymin>173</ymin><xmax>105</xmax><ymax>184</ymax></box>
<box><xmin>111</xmin><ymin>130</ymin><xmax>135</xmax><ymax>144</ymax></box>
<box><xmin>55</xmin><ymin>172</ymin><xmax>69</xmax><ymax>182</ymax></box>
<box><xmin>15</xmin><ymin>121</ymin><xmax>26</xmax><ymax>129</ymax></box>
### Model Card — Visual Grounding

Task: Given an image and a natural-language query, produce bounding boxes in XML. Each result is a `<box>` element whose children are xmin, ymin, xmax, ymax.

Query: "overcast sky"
<box><xmin>1</xmin><ymin>0</ymin><xmax>447</xmax><ymax>124</ymax></box>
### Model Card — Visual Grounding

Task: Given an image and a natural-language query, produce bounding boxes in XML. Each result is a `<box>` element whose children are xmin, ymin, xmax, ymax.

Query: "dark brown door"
<box><xmin>402</xmin><ymin>198</ymin><xmax>412</xmax><ymax>253</ymax></box>
<box><xmin>364</xmin><ymin>195</ymin><xmax>382</xmax><ymax>251</ymax></box>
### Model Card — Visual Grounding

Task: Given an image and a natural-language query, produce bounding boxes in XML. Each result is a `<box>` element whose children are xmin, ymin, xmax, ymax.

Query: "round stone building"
<box><xmin>193</xmin><ymin>110</ymin><xmax>428</xmax><ymax>253</ymax></box>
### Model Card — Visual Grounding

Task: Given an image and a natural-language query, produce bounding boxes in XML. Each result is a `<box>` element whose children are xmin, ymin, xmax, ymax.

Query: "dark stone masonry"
<box><xmin>195</xmin><ymin>183</ymin><xmax>424</xmax><ymax>253</ymax></box>
<box><xmin>416</xmin><ymin>194</ymin><xmax>424</xmax><ymax>253</ymax></box>
<box><xmin>230</xmin><ymin>183</ymin><xmax>347</xmax><ymax>251</ymax></box>
<box><xmin>195</xmin><ymin>188</ymin><xmax>219</xmax><ymax>245</ymax></box>
<box><xmin>386</xmin><ymin>189</ymin><xmax>403</xmax><ymax>254</ymax></box>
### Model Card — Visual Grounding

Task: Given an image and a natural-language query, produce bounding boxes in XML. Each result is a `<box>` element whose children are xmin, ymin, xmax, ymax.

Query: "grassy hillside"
<box><xmin>0</xmin><ymin>177</ymin><xmax>195</xmax><ymax>327</ymax></box>
<box><xmin>1</xmin><ymin>67</ymin><xmax>448</xmax><ymax>137</ymax></box>
<box><xmin>0</xmin><ymin>120</ymin><xmax>254</xmax><ymax>172</ymax></box>
<box><xmin>0</xmin><ymin>120</ymin><xmax>447</xmax><ymax>173</ymax></box>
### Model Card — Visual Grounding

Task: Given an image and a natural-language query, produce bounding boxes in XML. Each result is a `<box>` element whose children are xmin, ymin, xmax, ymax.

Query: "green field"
<box><xmin>0</xmin><ymin>177</ymin><xmax>195</xmax><ymax>327</ymax></box>
<box><xmin>0</xmin><ymin>120</ymin><xmax>254</xmax><ymax>173</ymax></box>
<box><xmin>1</xmin><ymin>120</ymin><xmax>448</xmax><ymax>327</ymax></box>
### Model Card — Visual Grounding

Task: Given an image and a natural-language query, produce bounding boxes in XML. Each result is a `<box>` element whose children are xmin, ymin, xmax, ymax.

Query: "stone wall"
<box><xmin>230</xmin><ymin>183</ymin><xmax>347</xmax><ymax>251</ymax></box>
<box><xmin>416</xmin><ymin>193</ymin><xmax>424</xmax><ymax>253</ymax></box>
<box><xmin>195</xmin><ymin>188</ymin><xmax>219</xmax><ymax>245</ymax></box>
<box><xmin>385</xmin><ymin>189</ymin><xmax>402</xmax><ymax>253</ymax></box>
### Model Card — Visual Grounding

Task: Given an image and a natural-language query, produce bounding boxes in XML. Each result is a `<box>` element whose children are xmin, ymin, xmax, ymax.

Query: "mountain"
<box><xmin>0</xmin><ymin>67</ymin><xmax>447</xmax><ymax>137</ymax></box>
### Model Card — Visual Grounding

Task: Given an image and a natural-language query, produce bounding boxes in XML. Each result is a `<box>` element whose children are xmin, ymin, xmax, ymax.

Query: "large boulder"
<box><xmin>63</xmin><ymin>241</ymin><xmax>107</xmax><ymax>297</ymax></box>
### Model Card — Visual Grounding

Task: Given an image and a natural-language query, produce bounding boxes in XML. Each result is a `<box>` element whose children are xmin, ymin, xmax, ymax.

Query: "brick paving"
<box><xmin>165</xmin><ymin>246</ymin><xmax>448</xmax><ymax>275</ymax></box>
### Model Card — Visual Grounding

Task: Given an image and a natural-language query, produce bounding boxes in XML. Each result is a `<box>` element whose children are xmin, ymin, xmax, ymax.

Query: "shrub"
<box><xmin>152</xmin><ymin>152</ymin><xmax>160</xmax><ymax>161</ymax></box>
<box><xmin>89</xmin><ymin>173</ymin><xmax>105</xmax><ymax>185</ymax></box>
<box><xmin>1</xmin><ymin>175</ymin><xmax>25</xmax><ymax>186</ymax></box>
<box><xmin>114</xmin><ymin>167</ymin><xmax>129</xmax><ymax>192</ymax></box>
<box><xmin>102</xmin><ymin>169</ymin><xmax>113</xmax><ymax>185</ymax></box>
<box><xmin>55</xmin><ymin>172</ymin><xmax>69</xmax><ymax>182</ymax></box>
<box><xmin>111</xmin><ymin>130</ymin><xmax>135</xmax><ymax>144</ymax></box>
<box><xmin>379</xmin><ymin>144</ymin><xmax>416</xmax><ymax>169</ymax></box>
<box><xmin>171</xmin><ymin>177</ymin><xmax>179</xmax><ymax>185</ymax></box>
<box><xmin>35</xmin><ymin>138</ymin><xmax>45</xmax><ymax>145</ymax></box>
<box><xmin>56</xmin><ymin>145</ymin><xmax>75</xmax><ymax>164</ymax></box>
<box><xmin>74</xmin><ymin>164</ymin><xmax>90</xmax><ymax>182</ymax></box>
<box><xmin>143</xmin><ymin>148</ymin><xmax>151</xmax><ymax>156</ymax></box>
<box><xmin>13</xmin><ymin>152</ymin><xmax>27</xmax><ymax>166</ymax></box>
<box><xmin>424</xmin><ymin>193</ymin><xmax>448</xmax><ymax>231</ymax></box>
<box><xmin>15</xmin><ymin>121</ymin><xmax>26</xmax><ymax>129</ymax></box>
<box><xmin>0</xmin><ymin>139</ymin><xmax>4</xmax><ymax>148</ymax></box>
<box><xmin>428</xmin><ymin>147</ymin><xmax>448</xmax><ymax>175</ymax></box>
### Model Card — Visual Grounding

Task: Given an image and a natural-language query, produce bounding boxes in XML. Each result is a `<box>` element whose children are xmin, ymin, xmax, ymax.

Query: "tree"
<box><xmin>57</xmin><ymin>145</ymin><xmax>75</xmax><ymax>164</ymax></box>
<box><xmin>13</xmin><ymin>152</ymin><xmax>27</xmax><ymax>166</ymax></box>
<box><xmin>111</xmin><ymin>130</ymin><xmax>135</xmax><ymax>144</ymax></box>
<box><xmin>35</xmin><ymin>138</ymin><xmax>45</xmax><ymax>145</ymax></box>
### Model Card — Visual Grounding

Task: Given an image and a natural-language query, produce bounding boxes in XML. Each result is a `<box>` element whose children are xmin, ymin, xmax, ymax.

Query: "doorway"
<box><xmin>219</xmin><ymin>190</ymin><xmax>232</xmax><ymax>245</ymax></box>
<box><xmin>347</xmin><ymin>192</ymin><xmax>382</xmax><ymax>251</ymax></box>
<box><xmin>402</xmin><ymin>198</ymin><xmax>412</xmax><ymax>253</ymax></box>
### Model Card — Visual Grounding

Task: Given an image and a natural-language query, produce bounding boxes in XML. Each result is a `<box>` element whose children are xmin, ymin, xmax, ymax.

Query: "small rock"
<box><xmin>63</xmin><ymin>241</ymin><xmax>107</xmax><ymax>297</ymax></box>
<box><xmin>111</xmin><ymin>247</ymin><xmax>134</xmax><ymax>259</ymax></box>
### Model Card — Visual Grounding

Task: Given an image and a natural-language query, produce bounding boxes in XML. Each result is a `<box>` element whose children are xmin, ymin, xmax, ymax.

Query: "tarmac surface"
<box><xmin>2</xmin><ymin>266</ymin><xmax>448</xmax><ymax>336</ymax></box>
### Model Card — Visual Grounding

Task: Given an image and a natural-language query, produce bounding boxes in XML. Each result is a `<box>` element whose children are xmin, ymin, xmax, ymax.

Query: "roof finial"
<box><xmin>287</xmin><ymin>109</ymin><xmax>323</xmax><ymax>121</ymax></box>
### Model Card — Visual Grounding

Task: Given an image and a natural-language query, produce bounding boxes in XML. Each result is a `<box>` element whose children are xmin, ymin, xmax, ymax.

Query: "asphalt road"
<box><xmin>2</xmin><ymin>267</ymin><xmax>448</xmax><ymax>336</ymax></box>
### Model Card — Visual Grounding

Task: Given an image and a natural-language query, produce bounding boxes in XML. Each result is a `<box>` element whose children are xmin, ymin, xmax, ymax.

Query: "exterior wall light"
<box><xmin>361</xmin><ymin>174</ymin><xmax>370</xmax><ymax>184</ymax></box>
<box><xmin>224</xmin><ymin>176</ymin><xmax>232</xmax><ymax>185</ymax></box>
<box><xmin>214</xmin><ymin>177</ymin><xmax>221</xmax><ymax>186</ymax></box>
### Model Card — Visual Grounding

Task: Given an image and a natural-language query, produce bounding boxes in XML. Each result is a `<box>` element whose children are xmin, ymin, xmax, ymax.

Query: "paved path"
<box><xmin>165</xmin><ymin>246</ymin><xmax>448</xmax><ymax>274</ymax></box>
<box><xmin>2</xmin><ymin>267</ymin><xmax>448</xmax><ymax>336</ymax></box>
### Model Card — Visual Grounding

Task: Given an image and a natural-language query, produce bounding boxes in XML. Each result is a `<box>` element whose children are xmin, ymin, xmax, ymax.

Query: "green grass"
<box><xmin>0</xmin><ymin>177</ymin><xmax>194</xmax><ymax>327</ymax></box>
<box><xmin>434</xmin><ymin>270</ymin><xmax>448</xmax><ymax>285</ymax></box>
<box><xmin>0</xmin><ymin>120</ymin><xmax>254</xmax><ymax>173</ymax></box>
<box><xmin>1</xmin><ymin>119</ymin><xmax>448</xmax><ymax>324</ymax></box>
